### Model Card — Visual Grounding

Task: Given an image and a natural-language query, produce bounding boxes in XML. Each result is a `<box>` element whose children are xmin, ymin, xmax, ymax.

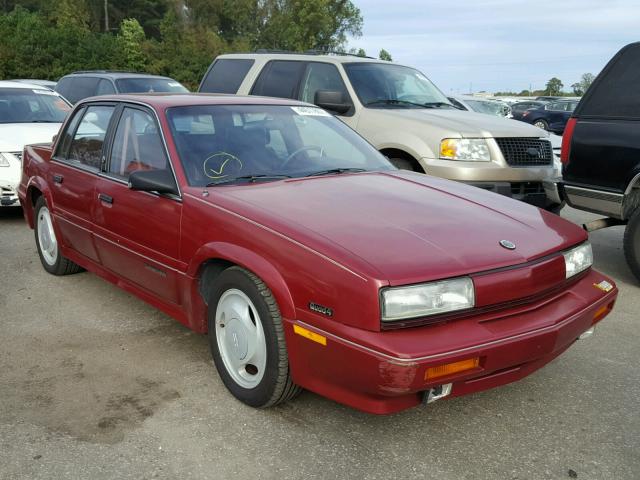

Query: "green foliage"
<box><xmin>0</xmin><ymin>0</ymin><xmax>364</xmax><ymax>89</ymax></box>
<box><xmin>379</xmin><ymin>48</ymin><xmax>392</xmax><ymax>61</ymax></box>
<box><xmin>544</xmin><ymin>77</ymin><xmax>564</xmax><ymax>96</ymax></box>
<box><xmin>118</xmin><ymin>18</ymin><xmax>146</xmax><ymax>71</ymax></box>
<box><xmin>571</xmin><ymin>72</ymin><xmax>595</xmax><ymax>96</ymax></box>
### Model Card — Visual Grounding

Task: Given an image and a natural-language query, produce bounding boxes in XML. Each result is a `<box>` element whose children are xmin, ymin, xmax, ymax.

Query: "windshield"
<box><xmin>115</xmin><ymin>78</ymin><xmax>188</xmax><ymax>94</ymax></box>
<box><xmin>0</xmin><ymin>88</ymin><xmax>70</xmax><ymax>124</ymax></box>
<box><xmin>464</xmin><ymin>99</ymin><xmax>505</xmax><ymax>116</ymax></box>
<box><xmin>166</xmin><ymin>104</ymin><xmax>394</xmax><ymax>186</ymax></box>
<box><xmin>344</xmin><ymin>63</ymin><xmax>453</xmax><ymax>108</ymax></box>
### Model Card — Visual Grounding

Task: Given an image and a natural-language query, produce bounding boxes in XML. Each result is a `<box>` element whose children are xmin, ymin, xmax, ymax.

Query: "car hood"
<box><xmin>365</xmin><ymin>107</ymin><xmax>547</xmax><ymax>139</ymax></box>
<box><xmin>210</xmin><ymin>171</ymin><xmax>586</xmax><ymax>285</ymax></box>
<box><xmin>0</xmin><ymin>123</ymin><xmax>61</xmax><ymax>152</ymax></box>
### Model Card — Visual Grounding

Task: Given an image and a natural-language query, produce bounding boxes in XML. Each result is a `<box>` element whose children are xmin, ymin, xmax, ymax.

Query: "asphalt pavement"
<box><xmin>1</xmin><ymin>205</ymin><xmax>638</xmax><ymax>480</ymax></box>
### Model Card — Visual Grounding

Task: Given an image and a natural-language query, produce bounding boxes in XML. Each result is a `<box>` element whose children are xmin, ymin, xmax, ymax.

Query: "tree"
<box><xmin>379</xmin><ymin>48</ymin><xmax>392</xmax><ymax>61</ymax></box>
<box><xmin>118</xmin><ymin>18</ymin><xmax>146</xmax><ymax>71</ymax></box>
<box><xmin>571</xmin><ymin>72</ymin><xmax>595</xmax><ymax>96</ymax></box>
<box><xmin>544</xmin><ymin>77</ymin><xmax>563</xmax><ymax>96</ymax></box>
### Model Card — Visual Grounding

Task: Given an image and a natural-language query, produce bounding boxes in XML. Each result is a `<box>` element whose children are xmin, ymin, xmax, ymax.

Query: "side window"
<box><xmin>200</xmin><ymin>59</ymin><xmax>254</xmax><ymax>93</ymax></box>
<box><xmin>55</xmin><ymin>107</ymin><xmax>85</xmax><ymax>158</ymax></box>
<box><xmin>65</xmin><ymin>77</ymin><xmax>100</xmax><ymax>104</ymax></box>
<box><xmin>299</xmin><ymin>62</ymin><xmax>350</xmax><ymax>105</ymax></box>
<box><xmin>54</xmin><ymin>77</ymin><xmax>72</xmax><ymax>102</ymax></box>
<box><xmin>108</xmin><ymin>107</ymin><xmax>168</xmax><ymax>179</ymax></box>
<box><xmin>96</xmin><ymin>79</ymin><xmax>116</xmax><ymax>96</ymax></box>
<box><xmin>67</xmin><ymin>105</ymin><xmax>115</xmax><ymax>169</ymax></box>
<box><xmin>251</xmin><ymin>61</ymin><xmax>305</xmax><ymax>99</ymax></box>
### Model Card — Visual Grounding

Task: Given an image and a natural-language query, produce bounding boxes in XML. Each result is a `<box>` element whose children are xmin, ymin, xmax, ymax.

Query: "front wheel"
<box><xmin>533</xmin><ymin>119</ymin><xmax>549</xmax><ymax>130</ymax></box>
<box><xmin>34</xmin><ymin>196</ymin><xmax>82</xmax><ymax>275</ymax></box>
<box><xmin>207</xmin><ymin>266</ymin><xmax>301</xmax><ymax>407</ymax></box>
<box><xmin>623</xmin><ymin>207</ymin><xmax>640</xmax><ymax>283</ymax></box>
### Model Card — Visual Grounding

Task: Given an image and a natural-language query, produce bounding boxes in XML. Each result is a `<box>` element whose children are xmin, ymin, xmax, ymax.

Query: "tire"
<box><xmin>389</xmin><ymin>157</ymin><xmax>418</xmax><ymax>171</ymax></box>
<box><xmin>34</xmin><ymin>196</ymin><xmax>82</xmax><ymax>276</ymax></box>
<box><xmin>207</xmin><ymin>266</ymin><xmax>301</xmax><ymax>408</ymax></box>
<box><xmin>623</xmin><ymin>207</ymin><xmax>640</xmax><ymax>283</ymax></box>
<box><xmin>533</xmin><ymin>119</ymin><xmax>549</xmax><ymax>130</ymax></box>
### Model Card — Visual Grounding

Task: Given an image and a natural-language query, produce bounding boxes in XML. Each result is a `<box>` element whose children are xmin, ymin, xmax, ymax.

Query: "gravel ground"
<box><xmin>1</xmin><ymin>205</ymin><xmax>638</xmax><ymax>480</ymax></box>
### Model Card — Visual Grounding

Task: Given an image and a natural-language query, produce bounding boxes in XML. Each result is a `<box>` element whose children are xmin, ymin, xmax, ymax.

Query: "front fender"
<box><xmin>188</xmin><ymin>242</ymin><xmax>296</xmax><ymax>319</ymax></box>
<box><xmin>373</xmin><ymin>133</ymin><xmax>436</xmax><ymax>163</ymax></box>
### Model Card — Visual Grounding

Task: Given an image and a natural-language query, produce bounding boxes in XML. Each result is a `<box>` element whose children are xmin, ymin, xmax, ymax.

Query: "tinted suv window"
<box><xmin>579</xmin><ymin>43</ymin><xmax>640</xmax><ymax>118</ymax></box>
<box><xmin>251</xmin><ymin>61</ymin><xmax>305</xmax><ymax>99</ymax></box>
<box><xmin>108</xmin><ymin>107</ymin><xmax>168</xmax><ymax>179</ymax></box>
<box><xmin>200</xmin><ymin>59</ymin><xmax>254</xmax><ymax>93</ymax></box>
<box><xmin>57</xmin><ymin>77</ymin><xmax>100</xmax><ymax>104</ymax></box>
<box><xmin>96</xmin><ymin>79</ymin><xmax>116</xmax><ymax>95</ymax></box>
<box><xmin>299</xmin><ymin>62</ymin><xmax>349</xmax><ymax>105</ymax></box>
<box><xmin>67</xmin><ymin>105</ymin><xmax>115</xmax><ymax>169</ymax></box>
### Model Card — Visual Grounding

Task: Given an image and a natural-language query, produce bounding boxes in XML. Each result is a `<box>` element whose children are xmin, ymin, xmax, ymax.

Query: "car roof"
<box><xmin>78</xmin><ymin>93</ymin><xmax>313</xmax><ymax>109</ymax></box>
<box><xmin>216</xmin><ymin>52</ymin><xmax>394</xmax><ymax>66</ymax></box>
<box><xmin>61</xmin><ymin>71</ymin><xmax>178</xmax><ymax>81</ymax></box>
<box><xmin>0</xmin><ymin>80</ymin><xmax>52</xmax><ymax>90</ymax></box>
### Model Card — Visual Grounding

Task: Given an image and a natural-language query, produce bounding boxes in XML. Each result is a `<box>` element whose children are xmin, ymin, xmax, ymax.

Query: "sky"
<box><xmin>347</xmin><ymin>0</ymin><xmax>640</xmax><ymax>94</ymax></box>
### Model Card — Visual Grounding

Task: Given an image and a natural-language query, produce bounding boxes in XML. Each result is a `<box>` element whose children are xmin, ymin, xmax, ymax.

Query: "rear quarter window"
<box><xmin>200</xmin><ymin>59</ymin><xmax>254</xmax><ymax>93</ymax></box>
<box><xmin>578</xmin><ymin>43</ymin><xmax>640</xmax><ymax>118</ymax></box>
<box><xmin>55</xmin><ymin>77</ymin><xmax>100</xmax><ymax>104</ymax></box>
<box><xmin>251</xmin><ymin>61</ymin><xmax>305</xmax><ymax>99</ymax></box>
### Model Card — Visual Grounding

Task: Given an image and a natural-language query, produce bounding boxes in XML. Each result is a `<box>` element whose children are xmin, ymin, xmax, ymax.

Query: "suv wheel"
<box><xmin>623</xmin><ymin>207</ymin><xmax>640</xmax><ymax>282</ymax></box>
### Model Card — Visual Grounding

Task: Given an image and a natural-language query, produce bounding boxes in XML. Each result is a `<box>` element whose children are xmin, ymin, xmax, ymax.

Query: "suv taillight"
<box><xmin>561</xmin><ymin>117</ymin><xmax>577</xmax><ymax>164</ymax></box>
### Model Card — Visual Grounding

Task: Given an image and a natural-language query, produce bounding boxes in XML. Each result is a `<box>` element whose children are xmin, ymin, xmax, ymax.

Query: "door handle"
<box><xmin>98</xmin><ymin>193</ymin><xmax>113</xmax><ymax>204</ymax></box>
<box><xmin>53</xmin><ymin>174</ymin><xmax>63</xmax><ymax>184</ymax></box>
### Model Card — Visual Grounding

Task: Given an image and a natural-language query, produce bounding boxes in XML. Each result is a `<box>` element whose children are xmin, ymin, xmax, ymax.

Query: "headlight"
<box><xmin>381</xmin><ymin>277</ymin><xmax>475</xmax><ymax>322</ymax></box>
<box><xmin>564</xmin><ymin>242</ymin><xmax>593</xmax><ymax>279</ymax></box>
<box><xmin>439</xmin><ymin>139</ymin><xmax>491</xmax><ymax>161</ymax></box>
<box><xmin>0</xmin><ymin>153</ymin><xmax>10</xmax><ymax>167</ymax></box>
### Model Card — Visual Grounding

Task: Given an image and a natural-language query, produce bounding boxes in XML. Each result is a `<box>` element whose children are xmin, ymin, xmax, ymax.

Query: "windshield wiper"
<box><xmin>422</xmin><ymin>102</ymin><xmax>454</xmax><ymax>108</ymax></box>
<box><xmin>365</xmin><ymin>99</ymin><xmax>428</xmax><ymax>108</ymax></box>
<box><xmin>305</xmin><ymin>168</ymin><xmax>367</xmax><ymax>177</ymax></box>
<box><xmin>206</xmin><ymin>174</ymin><xmax>291</xmax><ymax>186</ymax></box>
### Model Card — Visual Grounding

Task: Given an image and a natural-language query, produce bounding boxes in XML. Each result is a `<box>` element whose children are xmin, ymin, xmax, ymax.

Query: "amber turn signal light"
<box><xmin>593</xmin><ymin>301</ymin><xmax>614</xmax><ymax>323</ymax></box>
<box><xmin>425</xmin><ymin>357</ymin><xmax>480</xmax><ymax>381</ymax></box>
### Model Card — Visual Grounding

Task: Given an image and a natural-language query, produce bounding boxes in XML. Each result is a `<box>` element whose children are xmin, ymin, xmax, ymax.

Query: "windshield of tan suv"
<box><xmin>167</xmin><ymin>104</ymin><xmax>394</xmax><ymax>186</ymax></box>
<box><xmin>0</xmin><ymin>88</ymin><xmax>70</xmax><ymax>124</ymax></box>
<box><xmin>344</xmin><ymin>63</ymin><xmax>454</xmax><ymax>109</ymax></box>
<box><xmin>115</xmin><ymin>77</ymin><xmax>188</xmax><ymax>94</ymax></box>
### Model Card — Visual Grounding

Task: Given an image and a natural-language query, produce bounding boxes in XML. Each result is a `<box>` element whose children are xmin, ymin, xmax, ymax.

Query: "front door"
<box><xmin>49</xmin><ymin>104</ymin><xmax>117</xmax><ymax>262</ymax></box>
<box><xmin>92</xmin><ymin>105</ymin><xmax>183</xmax><ymax>304</ymax></box>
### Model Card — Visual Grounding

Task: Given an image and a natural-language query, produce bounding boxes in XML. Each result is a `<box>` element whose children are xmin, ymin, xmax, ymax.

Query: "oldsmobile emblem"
<box><xmin>499</xmin><ymin>240</ymin><xmax>516</xmax><ymax>250</ymax></box>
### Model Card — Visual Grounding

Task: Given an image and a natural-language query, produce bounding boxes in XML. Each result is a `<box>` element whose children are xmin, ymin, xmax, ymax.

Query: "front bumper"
<box><xmin>0</xmin><ymin>185</ymin><xmax>19</xmax><ymax>207</ymax></box>
<box><xmin>284</xmin><ymin>269</ymin><xmax>617</xmax><ymax>414</ymax></box>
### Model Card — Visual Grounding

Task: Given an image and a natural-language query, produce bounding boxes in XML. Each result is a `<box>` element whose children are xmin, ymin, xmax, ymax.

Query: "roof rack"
<box><xmin>70</xmin><ymin>70</ymin><xmax>139</xmax><ymax>75</ymax></box>
<box><xmin>253</xmin><ymin>49</ymin><xmax>376</xmax><ymax>59</ymax></box>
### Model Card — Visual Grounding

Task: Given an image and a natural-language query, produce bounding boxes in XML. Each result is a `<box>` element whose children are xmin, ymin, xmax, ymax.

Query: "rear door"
<box><xmin>49</xmin><ymin>103</ymin><xmax>117</xmax><ymax>262</ymax></box>
<box><xmin>93</xmin><ymin>104</ymin><xmax>184</xmax><ymax>304</ymax></box>
<box><xmin>566</xmin><ymin>43</ymin><xmax>640</xmax><ymax>192</ymax></box>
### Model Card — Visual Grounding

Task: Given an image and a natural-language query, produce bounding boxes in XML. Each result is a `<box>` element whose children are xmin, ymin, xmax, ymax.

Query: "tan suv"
<box><xmin>199</xmin><ymin>52</ymin><xmax>561</xmax><ymax>209</ymax></box>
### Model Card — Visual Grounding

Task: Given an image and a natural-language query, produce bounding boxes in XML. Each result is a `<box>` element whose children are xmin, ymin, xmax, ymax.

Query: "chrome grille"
<box><xmin>495</xmin><ymin>138</ymin><xmax>553</xmax><ymax>167</ymax></box>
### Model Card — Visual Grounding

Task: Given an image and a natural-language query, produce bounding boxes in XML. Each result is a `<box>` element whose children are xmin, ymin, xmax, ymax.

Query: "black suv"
<box><xmin>560</xmin><ymin>42</ymin><xmax>640</xmax><ymax>281</ymax></box>
<box><xmin>55</xmin><ymin>71</ymin><xmax>188</xmax><ymax>104</ymax></box>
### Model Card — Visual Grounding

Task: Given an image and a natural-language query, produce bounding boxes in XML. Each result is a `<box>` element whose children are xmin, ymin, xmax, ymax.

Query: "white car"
<box><xmin>0</xmin><ymin>81</ymin><xmax>71</xmax><ymax>207</ymax></box>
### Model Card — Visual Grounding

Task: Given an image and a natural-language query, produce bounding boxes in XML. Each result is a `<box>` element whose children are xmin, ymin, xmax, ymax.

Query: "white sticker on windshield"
<box><xmin>168</xmin><ymin>82</ymin><xmax>181</xmax><ymax>87</ymax></box>
<box><xmin>291</xmin><ymin>106</ymin><xmax>331</xmax><ymax>117</ymax></box>
<box><xmin>33</xmin><ymin>89</ymin><xmax>57</xmax><ymax>95</ymax></box>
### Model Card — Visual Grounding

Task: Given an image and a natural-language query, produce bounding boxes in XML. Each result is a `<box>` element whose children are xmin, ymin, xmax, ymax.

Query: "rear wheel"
<box><xmin>207</xmin><ymin>266</ymin><xmax>301</xmax><ymax>407</ymax></box>
<box><xmin>533</xmin><ymin>119</ymin><xmax>549</xmax><ymax>130</ymax></box>
<box><xmin>623</xmin><ymin>207</ymin><xmax>640</xmax><ymax>282</ymax></box>
<box><xmin>34</xmin><ymin>196</ymin><xmax>82</xmax><ymax>275</ymax></box>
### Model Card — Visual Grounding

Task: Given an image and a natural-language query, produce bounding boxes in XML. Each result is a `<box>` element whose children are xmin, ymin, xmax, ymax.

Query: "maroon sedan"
<box><xmin>18</xmin><ymin>94</ymin><xmax>617</xmax><ymax>414</ymax></box>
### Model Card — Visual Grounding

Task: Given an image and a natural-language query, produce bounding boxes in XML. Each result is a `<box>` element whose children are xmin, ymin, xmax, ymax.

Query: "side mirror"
<box><xmin>128</xmin><ymin>169</ymin><xmax>179</xmax><ymax>196</ymax></box>
<box><xmin>314</xmin><ymin>90</ymin><xmax>351</xmax><ymax>115</ymax></box>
